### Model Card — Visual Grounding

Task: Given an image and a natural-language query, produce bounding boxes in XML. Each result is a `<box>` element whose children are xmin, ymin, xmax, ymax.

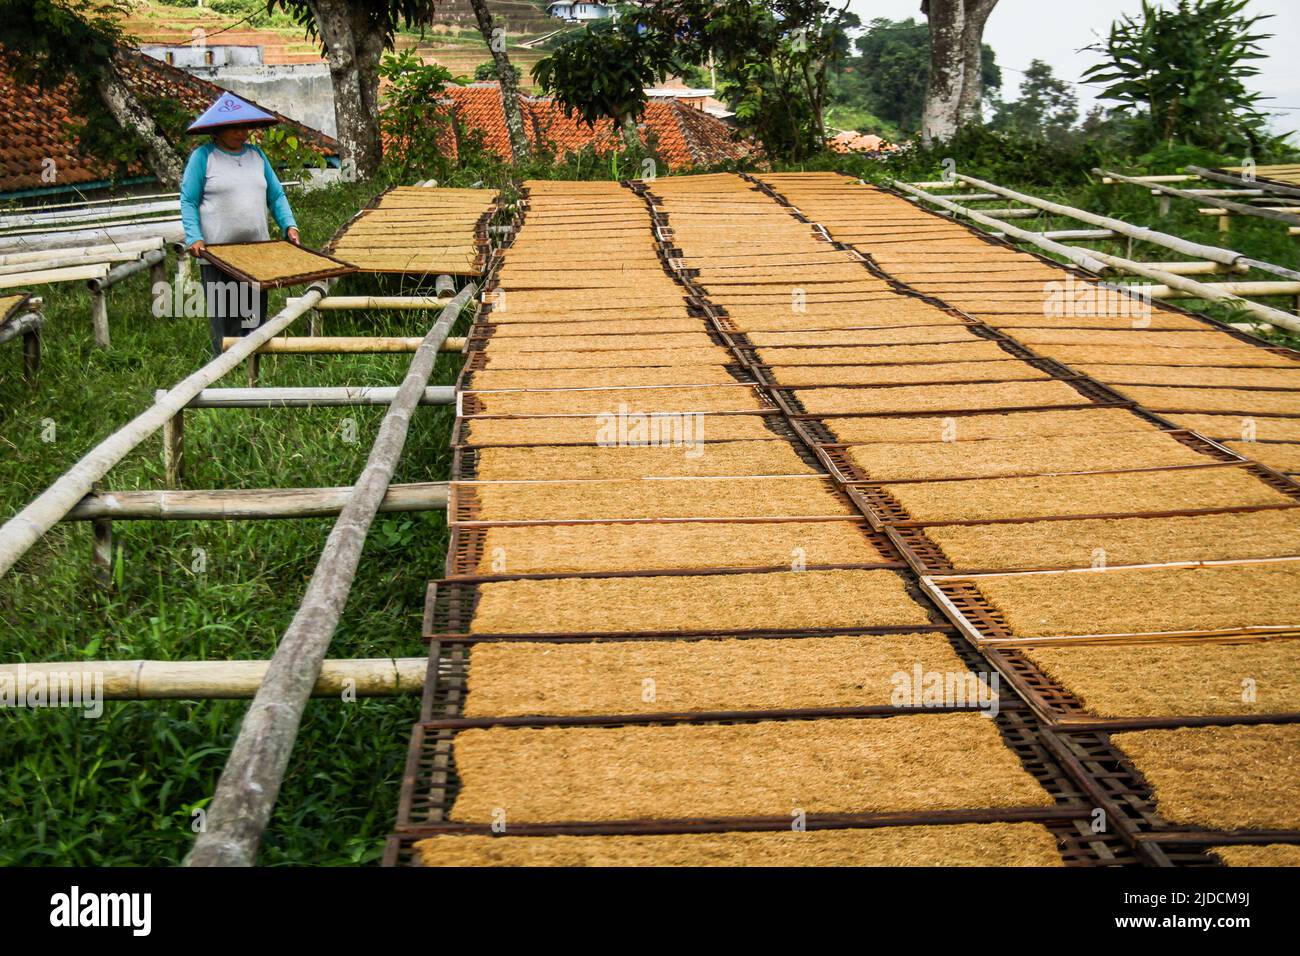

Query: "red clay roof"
<box><xmin>0</xmin><ymin>47</ymin><xmax>336</xmax><ymax>195</ymax></box>
<box><xmin>424</xmin><ymin>83</ymin><xmax>755</xmax><ymax>169</ymax></box>
<box><xmin>828</xmin><ymin>130</ymin><xmax>899</xmax><ymax>154</ymax></box>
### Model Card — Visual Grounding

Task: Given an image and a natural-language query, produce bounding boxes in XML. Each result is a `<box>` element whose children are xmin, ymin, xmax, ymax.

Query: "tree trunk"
<box><xmin>800</xmin><ymin>60</ymin><xmax>826</xmax><ymax>150</ymax></box>
<box><xmin>619</xmin><ymin>113</ymin><xmax>642</xmax><ymax>152</ymax></box>
<box><xmin>309</xmin><ymin>0</ymin><xmax>384</xmax><ymax>179</ymax></box>
<box><xmin>956</xmin><ymin>0</ymin><xmax>997</xmax><ymax>124</ymax></box>
<box><xmin>468</xmin><ymin>0</ymin><xmax>531</xmax><ymax>161</ymax></box>
<box><xmin>96</xmin><ymin>58</ymin><xmax>183</xmax><ymax>189</ymax></box>
<box><xmin>920</xmin><ymin>0</ymin><xmax>999</xmax><ymax>146</ymax></box>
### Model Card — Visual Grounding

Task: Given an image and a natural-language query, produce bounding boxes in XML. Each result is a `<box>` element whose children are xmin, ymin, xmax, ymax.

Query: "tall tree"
<box><xmin>1082</xmin><ymin>0</ymin><xmax>1274</xmax><ymax>152</ymax></box>
<box><xmin>990</xmin><ymin>59</ymin><xmax>1078</xmax><ymax>142</ymax></box>
<box><xmin>467</xmin><ymin>0</ymin><xmax>531</xmax><ymax>160</ymax></box>
<box><xmin>533</xmin><ymin>16</ymin><xmax>681</xmax><ymax>152</ymax></box>
<box><xmin>632</xmin><ymin>0</ymin><xmax>853</xmax><ymax>160</ymax></box>
<box><xmin>269</xmin><ymin>1</ymin><xmax>437</xmax><ymax>179</ymax></box>
<box><xmin>919</xmin><ymin>0</ymin><xmax>1000</xmax><ymax>146</ymax></box>
<box><xmin>1</xmin><ymin>0</ymin><xmax>183</xmax><ymax>187</ymax></box>
<box><xmin>851</xmin><ymin>16</ymin><xmax>998</xmax><ymax>134</ymax></box>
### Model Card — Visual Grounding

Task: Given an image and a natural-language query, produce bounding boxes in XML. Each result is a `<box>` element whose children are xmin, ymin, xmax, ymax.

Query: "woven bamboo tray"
<box><xmin>198</xmin><ymin>240</ymin><xmax>356</xmax><ymax>288</ymax></box>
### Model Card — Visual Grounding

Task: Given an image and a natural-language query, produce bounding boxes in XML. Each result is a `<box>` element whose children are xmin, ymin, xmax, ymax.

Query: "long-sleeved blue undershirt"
<box><xmin>179</xmin><ymin>141</ymin><xmax>297</xmax><ymax>247</ymax></box>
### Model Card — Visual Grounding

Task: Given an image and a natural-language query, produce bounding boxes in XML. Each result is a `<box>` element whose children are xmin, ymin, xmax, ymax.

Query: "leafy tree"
<box><xmin>990</xmin><ymin>59</ymin><xmax>1078</xmax><ymax>143</ymax></box>
<box><xmin>1082</xmin><ymin>0</ymin><xmax>1275</xmax><ymax>153</ymax></box>
<box><xmin>378</xmin><ymin>49</ymin><xmax>456</xmax><ymax>180</ymax></box>
<box><xmin>0</xmin><ymin>0</ymin><xmax>184</xmax><ymax>186</ymax></box>
<box><xmin>266</xmin><ymin>1</ymin><xmax>439</xmax><ymax>179</ymax></box>
<box><xmin>532</xmin><ymin>16</ymin><xmax>682</xmax><ymax>151</ymax></box>
<box><xmin>849</xmin><ymin>17</ymin><xmax>1000</xmax><ymax>135</ymax></box>
<box><xmin>635</xmin><ymin>0</ymin><xmax>855</xmax><ymax>160</ymax></box>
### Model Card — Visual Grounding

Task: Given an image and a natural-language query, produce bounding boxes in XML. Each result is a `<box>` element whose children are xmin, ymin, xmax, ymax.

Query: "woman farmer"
<box><xmin>179</xmin><ymin>93</ymin><xmax>301</xmax><ymax>357</ymax></box>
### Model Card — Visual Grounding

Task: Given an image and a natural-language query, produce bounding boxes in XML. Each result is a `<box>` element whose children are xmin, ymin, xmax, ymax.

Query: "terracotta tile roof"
<box><xmin>421</xmin><ymin>82</ymin><xmax>755</xmax><ymax>170</ymax></box>
<box><xmin>828</xmin><ymin>130</ymin><xmax>899</xmax><ymax>154</ymax></box>
<box><xmin>0</xmin><ymin>47</ymin><xmax>336</xmax><ymax>195</ymax></box>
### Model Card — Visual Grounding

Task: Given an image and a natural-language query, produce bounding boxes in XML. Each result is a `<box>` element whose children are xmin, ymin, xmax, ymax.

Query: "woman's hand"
<box><xmin>189</xmin><ymin>239</ymin><xmax>206</xmax><ymax>257</ymax></box>
<box><xmin>286</xmin><ymin>227</ymin><xmax>301</xmax><ymax>245</ymax></box>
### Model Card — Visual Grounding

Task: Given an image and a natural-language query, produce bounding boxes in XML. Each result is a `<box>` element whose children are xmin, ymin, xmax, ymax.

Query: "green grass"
<box><xmin>0</xmin><ymin>175</ymin><xmax>480</xmax><ymax>866</ymax></box>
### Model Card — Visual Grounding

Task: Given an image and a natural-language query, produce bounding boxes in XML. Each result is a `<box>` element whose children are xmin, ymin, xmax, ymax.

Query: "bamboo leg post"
<box><xmin>163</xmin><ymin>409</ymin><xmax>184</xmax><ymax>489</ymax></box>
<box><xmin>21</xmin><ymin>326</ymin><xmax>40</xmax><ymax>386</ymax></box>
<box><xmin>149</xmin><ymin>255</ymin><xmax>167</xmax><ymax>290</ymax></box>
<box><xmin>308</xmin><ymin>309</ymin><xmax>321</xmax><ymax>336</ymax></box>
<box><xmin>1158</xmin><ymin>195</ymin><xmax>1171</xmax><ymax>217</ymax></box>
<box><xmin>90</xmin><ymin>289</ymin><xmax>110</xmax><ymax>349</ymax></box>
<box><xmin>1219</xmin><ymin>214</ymin><xmax>1230</xmax><ymax>234</ymax></box>
<box><xmin>247</xmin><ymin>351</ymin><xmax>261</xmax><ymax>387</ymax></box>
<box><xmin>91</xmin><ymin>515</ymin><xmax>112</xmax><ymax>590</ymax></box>
<box><xmin>175</xmin><ymin>254</ymin><xmax>191</xmax><ymax>312</ymax></box>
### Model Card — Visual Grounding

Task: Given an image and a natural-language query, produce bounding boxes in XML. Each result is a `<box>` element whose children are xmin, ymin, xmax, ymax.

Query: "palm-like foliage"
<box><xmin>1082</xmin><ymin>0</ymin><xmax>1275</xmax><ymax>152</ymax></box>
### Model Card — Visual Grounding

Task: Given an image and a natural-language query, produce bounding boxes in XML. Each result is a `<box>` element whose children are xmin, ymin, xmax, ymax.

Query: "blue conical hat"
<box><xmin>187</xmin><ymin>92</ymin><xmax>280</xmax><ymax>133</ymax></box>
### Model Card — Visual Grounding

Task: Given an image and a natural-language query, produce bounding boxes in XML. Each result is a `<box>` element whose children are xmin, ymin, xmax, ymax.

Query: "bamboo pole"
<box><xmin>174</xmin><ymin>385</ymin><xmax>456</xmax><ymax>408</ymax></box>
<box><xmin>91</xmin><ymin>516</ymin><xmax>112</xmax><ymax>588</ymax></box>
<box><xmin>0</xmin><ymin>222</ymin><xmax>184</xmax><ymax>255</ymax></box>
<box><xmin>0</xmin><ymin>262</ymin><xmax>110</xmax><ymax>290</ymax></box>
<box><xmin>896</xmin><ymin>181</ymin><xmax>1300</xmax><ymax>334</ymax></box>
<box><xmin>0</xmin><ymin>281</ymin><xmax>332</xmax><ymax>579</ymax></box>
<box><xmin>163</xmin><ymin>410</ymin><xmax>184</xmax><ymax>488</ymax></box>
<box><xmin>286</xmin><ymin>295</ymin><xmax>455</xmax><ymax>310</ymax></box>
<box><xmin>0</xmin><ymin>214</ymin><xmax>181</xmax><ymax>237</ymax></box>
<box><xmin>893</xmin><ymin>181</ymin><xmax>1108</xmax><ymax>273</ymax></box>
<box><xmin>1100</xmin><ymin>174</ymin><xmax>1195</xmax><ymax>185</ymax></box>
<box><xmin>0</xmin><ymin>312</ymin><xmax>43</xmax><ymax>386</ymax></box>
<box><xmin>88</xmin><ymin>248</ymin><xmax>167</xmax><ymax>292</ymax></box>
<box><xmin>1187</xmin><ymin>165</ymin><xmax>1300</xmax><ymax>201</ymax></box>
<box><xmin>0</xmin><ymin>250</ymin><xmax>144</xmax><ymax>275</ymax></box>
<box><xmin>1197</xmin><ymin>205</ymin><xmax>1300</xmax><ymax>216</ymax></box>
<box><xmin>0</xmin><ymin>191</ymin><xmax>178</xmax><ymax>216</ymax></box>
<box><xmin>226</xmin><ymin>336</ymin><xmax>467</xmax><ymax>354</ymax></box>
<box><xmin>1141</xmin><ymin>260</ymin><xmax>1245</xmax><ymax>276</ymax></box>
<box><xmin>0</xmin><ymin>200</ymin><xmax>179</xmax><ymax>230</ymax></box>
<box><xmin>90</xmin><ymin>289</ymin><xmax>110</xmax><ymax>349</ymax></box>
<box><xmin>965</xmin><ymin>207</ymin><xmax>1040</xmax><ymax>218</ymax></box>
<box><xmin>997</xmin><ymin>228</ymin><xmax>1116</xmax><ymax>241</ymax></box>
<box><xmin>186</xmin><ymin>283</ymin><xmax>476</xmax><ymax>868</ymax></box>
<box><xmin>64</xmin><ymin>482</ymin><xmax>449</xmax><ymax>520</ymax></box>
<box><xmin>953</xmin><ymin>173</ymin><xmax>1245</xmax><ymax>266</ymax></box>
<box><xmin>0</xmin><ymin>311</ymin><xmax>41</xmax><ymax>347</ymax></box>
<box><xmin>0</xmin><ymin>658</ymin><xmax>427</xmax><ymax>699</ymax></box>
<box><xmin>1152</xmin><ymin>188</ymin><xmax>1265</xmax><ymax>197</ymax></box>
<box><xmin>1136</xmin><ymin>280</ymin><xmax>1300</xmax><ymax>299</ymax></box>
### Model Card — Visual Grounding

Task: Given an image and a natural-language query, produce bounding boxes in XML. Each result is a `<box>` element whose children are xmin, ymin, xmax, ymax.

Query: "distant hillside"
<box><xmin>120</xmin><ymin>0</ymin><xmax>570</xmax><ymax>87</ymax></box>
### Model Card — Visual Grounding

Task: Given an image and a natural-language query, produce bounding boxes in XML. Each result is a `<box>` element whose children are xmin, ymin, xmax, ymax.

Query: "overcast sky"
<box><xmin>845</xmin><ymin>0</ymin><xmax>1300</xmax><ymax>139</ymax></box>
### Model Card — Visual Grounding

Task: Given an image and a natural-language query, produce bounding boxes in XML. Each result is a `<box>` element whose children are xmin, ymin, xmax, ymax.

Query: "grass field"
<box><xmin>0</xmin><ymin>176</ymin><xmax>483</xmax><ymax>865</ymax></box>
